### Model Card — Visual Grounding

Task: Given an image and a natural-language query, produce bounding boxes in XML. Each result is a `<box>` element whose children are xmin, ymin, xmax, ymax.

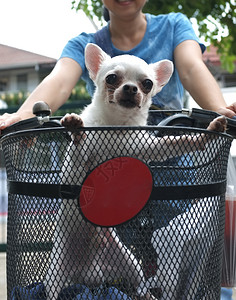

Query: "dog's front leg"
<box><xmin>103</xmin><ymin>228</ymin><xmax>144</xmax><ymax>286</ymax></box>
<box><xmin>44</xmin><ymin>200</ymin><xmax>72</xmax><ymax>300</ymax></box>
<box><xmin>161</xmin><ymin>116</ymin><xmax>227</xmax><ymax>156</ymax></box>
<box><xmin>61</xmin><ymin>113</ymin><xmax>85</xmax><ymax>144</ymax></box>
<box><xmin>137</xmin><ymin>116</ymin><xmax>227</xmax><ymax>161</ymax></box>
<box><xmin>94</xmin><ymin>228</ymin><xmax>158</xmax><ymax>299</ymax></box>
<box><xmin>45</xmin><ymin>199</ymin><xmax>96</xmax><ymax>299</ymax></box>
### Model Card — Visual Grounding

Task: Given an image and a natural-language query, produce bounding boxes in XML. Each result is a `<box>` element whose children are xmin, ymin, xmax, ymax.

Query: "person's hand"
<box><xmin>0</xmin><ymin>112</ymin><xmax>22</xmax><ymax>134</ymax></box>
<box><xmin>217</xmin><ymin>102</ymin><xmax>236</xmax><ymax>118</ymax></box>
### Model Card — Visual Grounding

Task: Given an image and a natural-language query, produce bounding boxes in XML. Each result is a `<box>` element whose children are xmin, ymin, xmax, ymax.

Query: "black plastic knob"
<box><xmin>33</xmin><ymin>101</ymin><xmax>52</xmax><ymax>117</ymax></box>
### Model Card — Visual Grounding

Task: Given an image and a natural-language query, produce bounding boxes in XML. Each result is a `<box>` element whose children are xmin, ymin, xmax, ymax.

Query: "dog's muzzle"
<box><xmin>119</xmin><ymin>84</ymin><xmax>141</xmax><ymax>108</ymax></box>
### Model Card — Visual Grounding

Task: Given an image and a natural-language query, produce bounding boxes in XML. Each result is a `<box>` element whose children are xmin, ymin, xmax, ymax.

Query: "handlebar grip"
<box><xmin>189</xmin><ymin>108</ymin><xmax>236</xmax><ymax>138</ymax></box>
<box><xmin>0</xmin><ymin>101</ymin><xmax>61</xmax><ymax>137</ymax></box>
<box><xmin>0</xmin><ymin>117</ymin><xmax>40</xmax><ymax>136</ymax></box>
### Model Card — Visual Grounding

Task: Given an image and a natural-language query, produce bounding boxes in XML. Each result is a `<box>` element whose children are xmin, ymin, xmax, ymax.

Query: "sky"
<box><xmin>0</xmin><ymin>0</ymin><xmax>220</xmax><ymax>60</ymax></box>
<box><xmin>0</xmin><ymin>0</ymin><xmax>97</xmax><ymax>59</ymax></box>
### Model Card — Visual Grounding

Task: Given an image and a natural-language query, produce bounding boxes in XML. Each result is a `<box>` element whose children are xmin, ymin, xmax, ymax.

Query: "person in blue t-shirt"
<box><xmin>0</xmin><ymin>1</ymin><xmax>234</xmax><ymax>299</ymax></box>
<box><xmin>60</xmin><ymin>11</ymin><xmax>205</xmax><ymax>113</ymax></box>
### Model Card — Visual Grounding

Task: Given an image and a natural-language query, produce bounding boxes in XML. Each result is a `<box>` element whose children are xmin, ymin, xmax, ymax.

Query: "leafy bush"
<box><xmin>0</xmin><ymin>80</ymin><xmax>91</xmax><ymax>107</ymax></box>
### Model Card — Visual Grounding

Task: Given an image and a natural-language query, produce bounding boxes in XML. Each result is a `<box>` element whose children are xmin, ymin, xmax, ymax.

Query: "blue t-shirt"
<box><xmin>60</xmin><ymin>13</ymin><xmax>205</xmax><ymax>110</ymax></box>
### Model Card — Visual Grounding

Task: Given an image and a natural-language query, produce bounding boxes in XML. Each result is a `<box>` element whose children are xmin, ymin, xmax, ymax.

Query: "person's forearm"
<box><xmin>17</xmin><ymin>58</ymin><xmax>82</xmax><ymax>120</ymax></box>
<box><xmin>17</xmin><ymin>75</ymin><xmax>70</xmax><ymax>119</ymax></box>
<box><xmin>0</xmin><ymin>58</ymin><xmax>82</xmax><ymax>131</ymax></box>
<box><xmin>174</xmin><ymin>40</ymin><xmax>229</xmax><ymax>114</ymax></box>
<box><xmin>181</xmin><ymin>60</ymin><xmax>227</xmax><ymax>112</ymax></box>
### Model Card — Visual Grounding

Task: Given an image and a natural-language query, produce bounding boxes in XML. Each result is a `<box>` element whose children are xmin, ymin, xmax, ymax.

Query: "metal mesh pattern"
<box><xmin>1</xmin><ymin>126</ymin><xmax>232</xmax><ymax>300</ymax></box>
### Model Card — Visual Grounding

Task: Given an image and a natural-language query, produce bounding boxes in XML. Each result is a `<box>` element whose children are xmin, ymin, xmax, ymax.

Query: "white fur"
<box><xmin>44</xmin><ymin>44</ymin><xmax>226</xmax><ymax>300</ymax></box>
<box><xmin>44</xmin><ymin>44</ymin><xmax>174</xmax><ymax>300</ymax></box>
<box><xmin>83</xmin><ymin>44</ymin><xmax>173</xmax><ymax>126</ymax></box>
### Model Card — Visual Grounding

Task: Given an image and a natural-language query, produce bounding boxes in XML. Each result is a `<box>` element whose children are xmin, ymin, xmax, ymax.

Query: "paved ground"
<box><xmin>0</xmin><ymin>253</ymin><xmax>7</xmax><ymax>299</ymax></box>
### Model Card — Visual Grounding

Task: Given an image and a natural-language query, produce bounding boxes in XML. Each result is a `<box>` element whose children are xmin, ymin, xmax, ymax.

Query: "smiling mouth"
<box><xmin>116</xmin><ymin>0</ymin><xmax>133</xmax><ymax>3</ymax></box>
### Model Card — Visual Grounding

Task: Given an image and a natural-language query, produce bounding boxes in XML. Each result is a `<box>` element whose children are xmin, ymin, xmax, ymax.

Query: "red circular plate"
<box><xmin>79</xmin><ymin>157</ymin><xmax>153</xmax><ymax>226</ymax></box>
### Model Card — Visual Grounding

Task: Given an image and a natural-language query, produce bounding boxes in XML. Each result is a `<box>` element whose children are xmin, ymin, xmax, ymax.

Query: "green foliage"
<box><xmin>72</xmin><ymin>0</ymin><xmax>236</xmax><ymax>72</ymax></box>
<box><xmin>69</xmin><ymin>80</ymin><xmax>91</xmax><ymax>101</ymax></box>
<box><xmin>72</xmin><ymin>0</ymin><xmax>104</xmax><ymax>23</ymax></box>
<box><xmin>1</xmin><ymin>81</ymin><xmax>91</xmax><ymax>107</ymax></box>
<box><xmin>0</xmin><ymin>91</ymin><xmax>28</xmax><ymax>107</ymax></box>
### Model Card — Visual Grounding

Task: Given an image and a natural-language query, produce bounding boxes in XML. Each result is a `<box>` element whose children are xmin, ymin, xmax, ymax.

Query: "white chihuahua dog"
<box><xmin>44</xmin><ymin>43</ymin><xmax>226</xmax><ymax>300</ymax></box>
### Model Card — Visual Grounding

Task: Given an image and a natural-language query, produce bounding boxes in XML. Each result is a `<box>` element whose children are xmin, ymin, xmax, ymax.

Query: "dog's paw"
<box><xmin>207</xmin><ymin>115</ymin><xmax>227</xmax><ymax>132</ymax></box>
<box><xmin>61</xmin><ymin>113</ymin><xmax>85</xmax><ymax>144</ymax></box>
<box><xmin>60</xmin><ymin>113</ymin><xmax>84</xmax><ymax>129</ymax></box>
<box><xmin>184</xmin><ymin>116</ymin><xmax>227</xmax><ymax>152</ymax></box>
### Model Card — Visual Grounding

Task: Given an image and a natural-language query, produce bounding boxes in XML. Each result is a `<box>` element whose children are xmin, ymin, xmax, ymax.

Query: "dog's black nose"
<box><xmin>123</xmin><ymin>84</ymin><xmax>138</xmax><ymax>95</ymax></box>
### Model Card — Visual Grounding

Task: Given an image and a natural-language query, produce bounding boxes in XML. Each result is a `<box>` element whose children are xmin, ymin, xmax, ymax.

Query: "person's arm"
<box><xmin>174</xmin><ymin>40</ymin><xmax>236</xmax><ymax>117</ymax></box>
<box><xmin>0</xmin><ymin>57</ymin><xmax>82</xmax><ymax>130</ymax></box>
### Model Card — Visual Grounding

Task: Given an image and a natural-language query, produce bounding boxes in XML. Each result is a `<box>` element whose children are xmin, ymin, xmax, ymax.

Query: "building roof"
<box><xmin>0</xmin><ymin>43</ymin><xmax>229</xmax><ymax>71</ymax></box>
<box><xmin>0</xmin><ymin>44</ymin><xmax>56</xmax><ymax>70</ymax></box>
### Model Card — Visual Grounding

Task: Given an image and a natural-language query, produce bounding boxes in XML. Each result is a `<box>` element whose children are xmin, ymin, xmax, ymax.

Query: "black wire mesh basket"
<box><xmin>0</xmin><ymin>123</ymin><xmax>233</xmax><ymax>300</ymax></box>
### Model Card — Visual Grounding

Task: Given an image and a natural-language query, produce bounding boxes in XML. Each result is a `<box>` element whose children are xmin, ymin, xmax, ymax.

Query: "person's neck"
<box><xmin>109</xmin><ymin>13</ymin><xmax>147</xmax><ymax>51</ymax></box>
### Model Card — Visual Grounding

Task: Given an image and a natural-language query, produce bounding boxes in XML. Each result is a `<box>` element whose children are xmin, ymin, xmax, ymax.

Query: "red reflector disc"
<box><xmin>79</xmin><ymin>157</ymin><xmax>153</xmax><ymax>226</ymax></box>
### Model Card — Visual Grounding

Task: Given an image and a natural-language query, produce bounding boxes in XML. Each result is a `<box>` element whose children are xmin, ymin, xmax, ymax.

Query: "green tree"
<box><xmin>71</xmin><ymin>0</ymin><xmax>236</xmax><ymax>72</ymax></box>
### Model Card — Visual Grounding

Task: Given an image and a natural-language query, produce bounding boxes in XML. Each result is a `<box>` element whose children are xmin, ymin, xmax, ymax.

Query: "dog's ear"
<box><xmin>85</xmin><ymin>43</ymin><xmax>111</xmax><ymax>81</ymax></box>
<box><xmin>152</xmin><ymin>60</ymin><xmax>174</xmax><ymax>91</ymax></box>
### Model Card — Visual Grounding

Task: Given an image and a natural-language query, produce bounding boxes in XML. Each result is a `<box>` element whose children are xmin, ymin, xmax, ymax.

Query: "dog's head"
<box><xmin>85</xmin><ymin>43</ymin><xmax>173</xmax><ymax>111</ymax></box>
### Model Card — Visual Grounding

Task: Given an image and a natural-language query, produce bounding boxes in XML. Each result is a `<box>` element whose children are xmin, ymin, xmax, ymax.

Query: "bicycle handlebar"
<box><xmin>1</xmin><ymin>102</ymin><xmax>236</xmax><ymax>138</ymax></box>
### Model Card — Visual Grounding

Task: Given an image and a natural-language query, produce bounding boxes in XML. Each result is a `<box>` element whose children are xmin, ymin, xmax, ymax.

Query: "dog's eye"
<box><xmin>142</xmin><ymin>79</ymin><xmax>153</xmax><ymax>92</ymax></box>
<box><xmin>106</xmin><ymin>74</ymin><xmax>117</xmax><ymax>85</ymax></box>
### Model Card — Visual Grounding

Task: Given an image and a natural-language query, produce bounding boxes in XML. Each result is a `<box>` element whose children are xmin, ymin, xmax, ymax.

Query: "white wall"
<box><xmin>1</xmin><ymin>68</ymin><xmax>40</xmax><ymax>94</ymax></box>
